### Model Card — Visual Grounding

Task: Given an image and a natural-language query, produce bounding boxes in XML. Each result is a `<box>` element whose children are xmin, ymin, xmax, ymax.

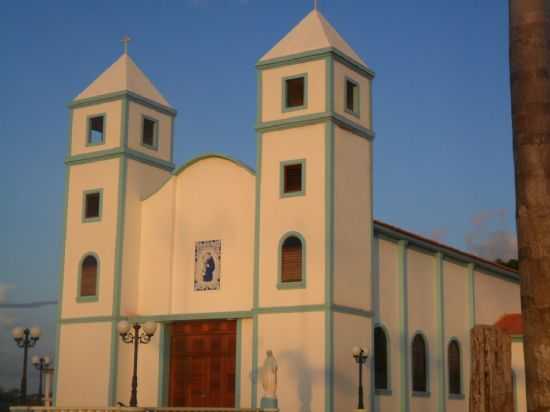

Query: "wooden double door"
<box><xmin>169</xmin><ymin>319</ymin><xmax>236</xmax><ymax>408</ymax></box>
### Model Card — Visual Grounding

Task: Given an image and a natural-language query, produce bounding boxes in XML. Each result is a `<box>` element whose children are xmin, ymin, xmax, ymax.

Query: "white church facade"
<box><xmin>53</xmin><ymin>10</ymin><xmax>526</xmax><ymax>412</ymax></box>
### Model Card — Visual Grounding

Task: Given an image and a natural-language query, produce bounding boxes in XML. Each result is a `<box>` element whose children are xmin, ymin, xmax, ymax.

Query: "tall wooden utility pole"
<box><xmin>509</xmin><ymin>0</ymin><xmax>550</xmax><ymax>410</ymax></box>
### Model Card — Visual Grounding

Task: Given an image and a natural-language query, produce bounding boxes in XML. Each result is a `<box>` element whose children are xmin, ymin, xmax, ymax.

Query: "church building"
<box><xmin>53</xmin><ymin>9</ymin><xmax>526</xmax><ymax>412</ymax></box>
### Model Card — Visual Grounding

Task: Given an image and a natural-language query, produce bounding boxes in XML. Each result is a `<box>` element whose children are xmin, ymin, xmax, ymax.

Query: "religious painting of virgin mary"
<box><xmin>194</xmin><ymin>240</ymin><xmax>221</xmax><ymax>291</ymax></box>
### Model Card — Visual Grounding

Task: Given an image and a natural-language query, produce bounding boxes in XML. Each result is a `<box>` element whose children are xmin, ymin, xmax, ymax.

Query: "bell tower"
<box><xmin>253</xmin><ymin>10</ymin><xmax>375</xmax><ymax>411</ymax></box>
<box><xmin>55</xmin><ymin>48</ymin><xmax>176</xmax><ymax>406</ymax></box>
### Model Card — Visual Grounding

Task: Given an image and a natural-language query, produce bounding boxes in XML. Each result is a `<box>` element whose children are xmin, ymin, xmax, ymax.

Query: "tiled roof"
<box><xmin>495</xmin><ymin>313</ymin><xmax>523</xmax><ymax>335</ymax></box>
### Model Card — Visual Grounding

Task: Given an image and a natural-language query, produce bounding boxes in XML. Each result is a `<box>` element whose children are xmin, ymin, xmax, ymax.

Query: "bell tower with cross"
<box><xmin>253</xmin><ymin>9</ymin><xmax>376</xmax><ymax>411</ymax></box>
<box><xmin>55</xmin><ymin>38</ymin><xmax>177</xmax><ymax>406</ymax></box>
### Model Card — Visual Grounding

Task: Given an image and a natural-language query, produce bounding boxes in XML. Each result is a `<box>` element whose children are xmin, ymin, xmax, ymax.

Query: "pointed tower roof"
<box><xmin>74</xmin><ymin>53</ymin><xmax>171</xmax><ymax>107</ymax></box>
<box><xmin>260</xmin><ymin>10</ymin><xmax>367</xmax><ymax>67</ymax></box>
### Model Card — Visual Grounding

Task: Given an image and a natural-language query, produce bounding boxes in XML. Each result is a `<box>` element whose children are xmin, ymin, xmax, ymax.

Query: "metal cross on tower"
<box><xmin>122</xmin><ymin>35</ymin><xmax>132</xmax><ymax>54</ymax></box>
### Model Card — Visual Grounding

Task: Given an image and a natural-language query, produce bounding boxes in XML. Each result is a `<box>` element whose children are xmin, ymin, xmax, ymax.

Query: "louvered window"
<box><xmin>448</xmin><ymin>340</ymin><xmax>461</xmax><ymax>395</ymax></box>
<box><xmin>142</xmin><ymin>117</ymin><xmax>158</xmax><ymax>149</ymax></box>
<box><xmin>281</xmin><ymin>236</ymin><xmax>303</xmax><ymax>283</ymax></box>
<box><xmin>84</xmin><ymin>191</ymin><xmax>101</xmax><ymax>220</ymax></box>
<box><xmin>374</xmin><ymin>326</ymin><xmax>389</xmax><ymax>390</ymax></box>
<box><xmin>88</xmin><ymin>115</ymin><xmax>105</xmax><ymax>145</ymax></box>
<box><xmin>346</xmin><ymin>79</ymin><xmax>359</xmax><ymax>114</ymax></box>
<box><xmin>284</xmin><ymin>164</ymin><xmax>302</xmax><ymax>194</ymax></box>
<box><xmin>80</xmin><ymin>255</ymin><xmax>98</xmax><ymax>297</ymax></box>
<box><xmin>285</xmin><ymin>76</ymin><xmax>305</xmax><ymax>108</ymax></box>
<box><xmin>412</xmin><ymin>334</ymin><xmax>428</xmax><ymax>392</ymax></box>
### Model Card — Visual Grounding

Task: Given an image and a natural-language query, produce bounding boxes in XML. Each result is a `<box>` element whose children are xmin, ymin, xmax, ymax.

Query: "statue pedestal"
<box><xmin>261</xmin><ymin>397</ymin><xmax>278</xmax><ymax>409</ymax></box>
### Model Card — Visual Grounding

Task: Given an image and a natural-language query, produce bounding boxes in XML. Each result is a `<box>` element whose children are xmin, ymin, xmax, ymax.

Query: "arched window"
<box><xmin>412</xmin><ymin>333</ymin><xmax>428</xmax><ymax>393</ymax></box>
<box><xmin>79</xmin><ymin>254</ymin><xmax>98</xmax><ymax>298</ymax></box>
<box><xmin>448</xmin><ymin>340</ymin><xmax>462</xmax><ymax>395</ymax></box>
<box><xmin>280</xmin><ymin>235</ymin><xmax>303</xmax><ymax>284</ymax></box>
<box><xmin>374</xmin><ymin>326</ymin><xmax>389</xmax><ymax>390</ymax></box>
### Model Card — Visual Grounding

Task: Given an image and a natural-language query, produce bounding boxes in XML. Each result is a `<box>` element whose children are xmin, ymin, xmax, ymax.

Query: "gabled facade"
<box><xmin>54</xmin><ymin>10</ymin><xmax>526</xmax><ymax>412</ymax></box>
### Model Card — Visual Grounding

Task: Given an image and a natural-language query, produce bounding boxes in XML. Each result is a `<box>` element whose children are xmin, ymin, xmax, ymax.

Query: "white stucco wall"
<box><xmin>257</xmin><ymin>311</ymin><xmax>326</xmax><ymax>412</ymax></box>
<box><xmin>139</xmin><ymin>157</ymin><xmax>255</xmax><ymax>315</ymax></box>
<box><xmin>260</xmin><ymin>59</ymin><xmax>327</xmax><ymax>123</ymax></box>
<box><xmin>406</xmin><ymin>248</ymin><xmax>437</xmax><ymax>412</ymax></box>
<box><xmin>443</xmin><ymin>260</ymin><xmax>470</xmax><ymax>412</ymax></box>
<box><xmin>258</xmin><ymin>124</ymin><xmax>326</xmax><ymax>308</ymax></box>
<box><xmin>56</xmin><ymin>322</ymin><xmax>112</xmax><ymax>406</ymax></box>
<box><xmin>71</xmin><ymin>101</ymin><xmax>123</xmax><ymax>155</ymax></box>
<box><xmin>333</xmin><ymin>126</ymin><xmax>372</xmax><ymax>311</ymax></box>
<box><xmin>333</xmin><ymin>60</ymin><xmax>372</xmax><ymax>130</ymax></box>
<box><xmin>373</xmin><ymin>237</ymin><xmax>400</xmax><ymax>411</ymax></box>
<box><xmin>512</xmin><ymin>340</ymin><xmax>527</xmax><ymax>412</ymax></box>
<box><xmin>62</xmin><ymin>158</ymin><xmax>120</xmax><ymax>319</ymax></box>
<box><xmin>333</xmin><ymin>312</ymin><xmax>372</xmax><ymax>412</ymax></box>
<box><xmin>127</xmin><ymin>101</ymin><xmax>173</xmax><ymax>162</ymax></box>
<box><xmin>120</xmin><ymin>160</ymin><xmax>170</xmax><ymax>317</ymax></box>
<box><xmin>475</xmin><ymin>271</ymin><xmax>521</xmax><ymax>325</ymax></box>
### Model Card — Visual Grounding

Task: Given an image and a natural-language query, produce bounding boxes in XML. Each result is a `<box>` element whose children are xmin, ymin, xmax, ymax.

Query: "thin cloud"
<box><xmin>465</xmin><ymin>209</ymin><xmax>517</xmax><ymax>261</ymax></box>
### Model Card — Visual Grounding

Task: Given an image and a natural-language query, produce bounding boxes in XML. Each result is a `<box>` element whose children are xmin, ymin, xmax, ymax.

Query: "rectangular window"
<box><xmin>284</xmin><ymin>163</ymin><xmax>302</xmax><ymax>193</ymax></box>
<box><xmin>142</xmin><ymin>117</ymin><xmax>158</xmax><ymax>149</ymax></box>
<box><xmin>280</xmin><ymin>159</ymin><xmax>306</xmax><ymax>198</ymax></box>
<box><xmin>345</xmin><ymin>78</ymin><xmax>359</xmax><ymax>116</ymax></box>
<box><xmin>88</xmin><ymin>115</ymin><xmax>105</xmax><ymax>145</ymax></box>
<box><xmin>84</xmin><ymin>191</ymin><xmax>101</xmax><ymax>221</ymax></box>
<box><xmin>284</xmin><ymin>75</ymin><xmax>307</xmax><ymax>110</ymax></box>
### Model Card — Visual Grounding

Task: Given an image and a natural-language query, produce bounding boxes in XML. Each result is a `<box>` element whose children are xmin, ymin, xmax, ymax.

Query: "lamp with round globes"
<box><xmin>352</xmin><ymin>346</ymin><xmax>369</xmax><ymax>411</ymax></box>
<box><xmin>118</xmin><ymin>320</ymin><xmax>158</xmax><ymax>407</ymax></box>
<box><xmin>11</xmin><ymin>325</ymin><xmax>41</xmax><ymax>405</ymax></box>
<box><xmin>32</xmin><ymin>355</ymin><xmax>51</xmax><ymax>402</ymax></box>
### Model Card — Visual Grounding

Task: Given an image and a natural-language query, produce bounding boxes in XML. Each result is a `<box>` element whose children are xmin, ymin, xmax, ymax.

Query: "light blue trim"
<box><xmin>69</xmin><ymin>90</ymin><xmax>177</xmax><ymax>117</ymax></box>
<box><xmin>411</xmin><ymin>331</ymin><xmax>431</xmax><ymax>396</ymax></box>
<box><xmin>108</xmin><ymin>95</ymin><xmax>129</xmax><ymax>406</ymax></box>
<box><xmin>256</xmin><ymin>112</ymin><xmax>375</xmax><ymax>140</ymax></box>
<box><xmin>140</xmin><ymin>114</ymin><xmax>159</xmax><ymax>151</ymax></box>
<box><xmin>277</xmin><ymin>231</ymin><xmax>306</xmax><ymax>289</ymax></box>
<box><xmin>344</xmin><ymin>77</ymin><xmax>360</xmax><ymax>118</ymax></box>
<box><xmin>76</xmin><ymin>252</ymin><xmax>100</xmax><ymax>303</ymax></box>
<box><xmin>282</xmin><ymin>73</ymin><xmax>308</xmax><ymax>112</ymax></box>
<box><xmin>373</xmin><ymin>223</ymin><xmax>519</xmax><ymax>283</ymax></box>
<box><xmin>82</xmin><ymin>188</ymin><xmax>103</xmax><ymax>223</ymax></box>
<box><xmin>53</xmin><ymin>113</ymin><xmax>72</xmax><ymax>404</ymax></box>
<box><xmin>447</xmin><ymin>337</ymin><xmax>464</xmax><ymax>399</ymax></box>
<box><xmin>256</xmin><ymin>47</ymin><xmax>376</xmax><ymax>80</ymax></box>
<box><xmin>325</xmin><ymin>55</ymin><xmax>334</xmax><ymax>113</ymax></box>
<box><xmin>133</xmin><ymin>311</ymin><xmax>252</xmax><ymax>322</ymax></box>
<box><xmin>86</xmin><ymin>113</ymin><xmax>107</xmax><ymax>146</ymax></box>
<box><xmin>172</xmin><ymin>153</ymin><xmax>255</xmax><ymax>176</ymax></box>
<box><xmin>157</xmin><ymin>323</ymin><xmax>169</xmax><ymax>406</ymax></box>
<box><xmin>374</xmin><ymin>323</ymin><xmax>392</xmax><ymax>393</ymax></box>
<box><xmin>235</xmin><ymin>319</ymin><xmax>242</xmax><ymax>408</ymax></box>
<box><xmin>332</xmin><ymin>304</ymin><xmax>373</xmax><ymax>318</ymax></box>
<box><xmin>435</xmin><ymin>253</ymin><xmax>446</xmax><ymax>412</ymax></box>
<box><xmin>468</xmin><ymin>263</ymin><xmax>476</xmax><ymax>329</ymax></box>
<box><xmin>256</xmin><ymin>305</ymin><xmax>325</xmax><ymax>314</ymax></box>
<box><xmin>511</xmin><ymin>335</ymin><xmax>523</xmax><ymax>342</ymax></box>
<box><xmin>280</xmin><ymin>159</ymin><xmax>306</xmax><ymax>198</ymax></box>
<box><xmin>65</xmin><ymin>147</ymin><xmax>175</xmax><ymax>172</ymax></box>
<box><xmin>324</xmin><ymin>120</ymin><xmax>335</xmax><ymax>412</ymax></box>
<box><xmin>398</xmin><ymin>240</ymin><xmax>410</xmax><ymax>412</ymax></box>
<box><xmin>251</xmin><ymin>131</ymin><xmax>262</xmax><ymax>408</ymax></box>
<box><xmin>60</xmin><ymin>315</ymin><xmax>113</xmax><ymax>324</ymax></box>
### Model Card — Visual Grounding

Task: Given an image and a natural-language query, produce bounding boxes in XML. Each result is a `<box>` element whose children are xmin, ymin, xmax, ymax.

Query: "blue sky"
<box><xmin>0</xmin><ymin>0</ymin><xmax>515</xmax><ymax>389</ymax></box>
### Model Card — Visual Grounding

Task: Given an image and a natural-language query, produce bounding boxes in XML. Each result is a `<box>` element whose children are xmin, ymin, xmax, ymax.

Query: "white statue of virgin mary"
<box><xmin>260</xmin><ymin>350</ymin><xmax>278</xmax><ymax>403</ymax></box>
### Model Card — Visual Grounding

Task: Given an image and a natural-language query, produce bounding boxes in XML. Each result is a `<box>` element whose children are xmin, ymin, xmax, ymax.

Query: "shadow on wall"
<box><xmin>250</xmin><ymin>350</ymin><xmax>325</xmax><ymax>412</ymax></box>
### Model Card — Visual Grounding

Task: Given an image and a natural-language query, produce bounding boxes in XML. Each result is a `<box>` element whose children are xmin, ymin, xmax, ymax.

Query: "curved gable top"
<box><xmin>260</xmin><ymin>10</ymin><xmax>368</xmax><ymax>67</ymax></box>
<box><xmin>74</xmin><ymin>53</ymin><xmax>171</xmax><ymax>107</ymax></box>
<box><xmin>143</xmin><ymin>153</ymin><xmax>255</xmax><ymax>201</ymax></box>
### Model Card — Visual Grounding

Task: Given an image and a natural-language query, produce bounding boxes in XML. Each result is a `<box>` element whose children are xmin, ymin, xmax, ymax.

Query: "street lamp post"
<box><xmin>12</xmin><ymin>326</ymin><xmax>41</xmax><ymax>405</ymax></box>
<box><xmin>352</xmin><ymin>346</ymin><xmax>369</xmax><ymax>411</ymax></box>
<box><xmin>117</xmin><ymin>320</ymin><xmax>157</xmax><ymax>407</ymax></box>
<box><xmin>32</xmin><ymin>355</ymin><xmax>51</xmax><ymax>402</ymax></box>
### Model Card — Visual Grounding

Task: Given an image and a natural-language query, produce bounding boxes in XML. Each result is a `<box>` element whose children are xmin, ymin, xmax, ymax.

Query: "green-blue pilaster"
<box><xmin>398</xmin><ymin>240</ymin><xmax>409</xmax><ymax>412</ymax></box>
<box><xmin>435</xmin><ymin>253</ymin><xmax>446</xmax><ymax>412</ymax></box>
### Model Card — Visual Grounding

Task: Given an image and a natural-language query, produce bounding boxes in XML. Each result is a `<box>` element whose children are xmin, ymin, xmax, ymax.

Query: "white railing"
<box><xmin>10</xmin><ymin>406</ymin><xmax>279</xmax><ymax>412</ymax></box>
